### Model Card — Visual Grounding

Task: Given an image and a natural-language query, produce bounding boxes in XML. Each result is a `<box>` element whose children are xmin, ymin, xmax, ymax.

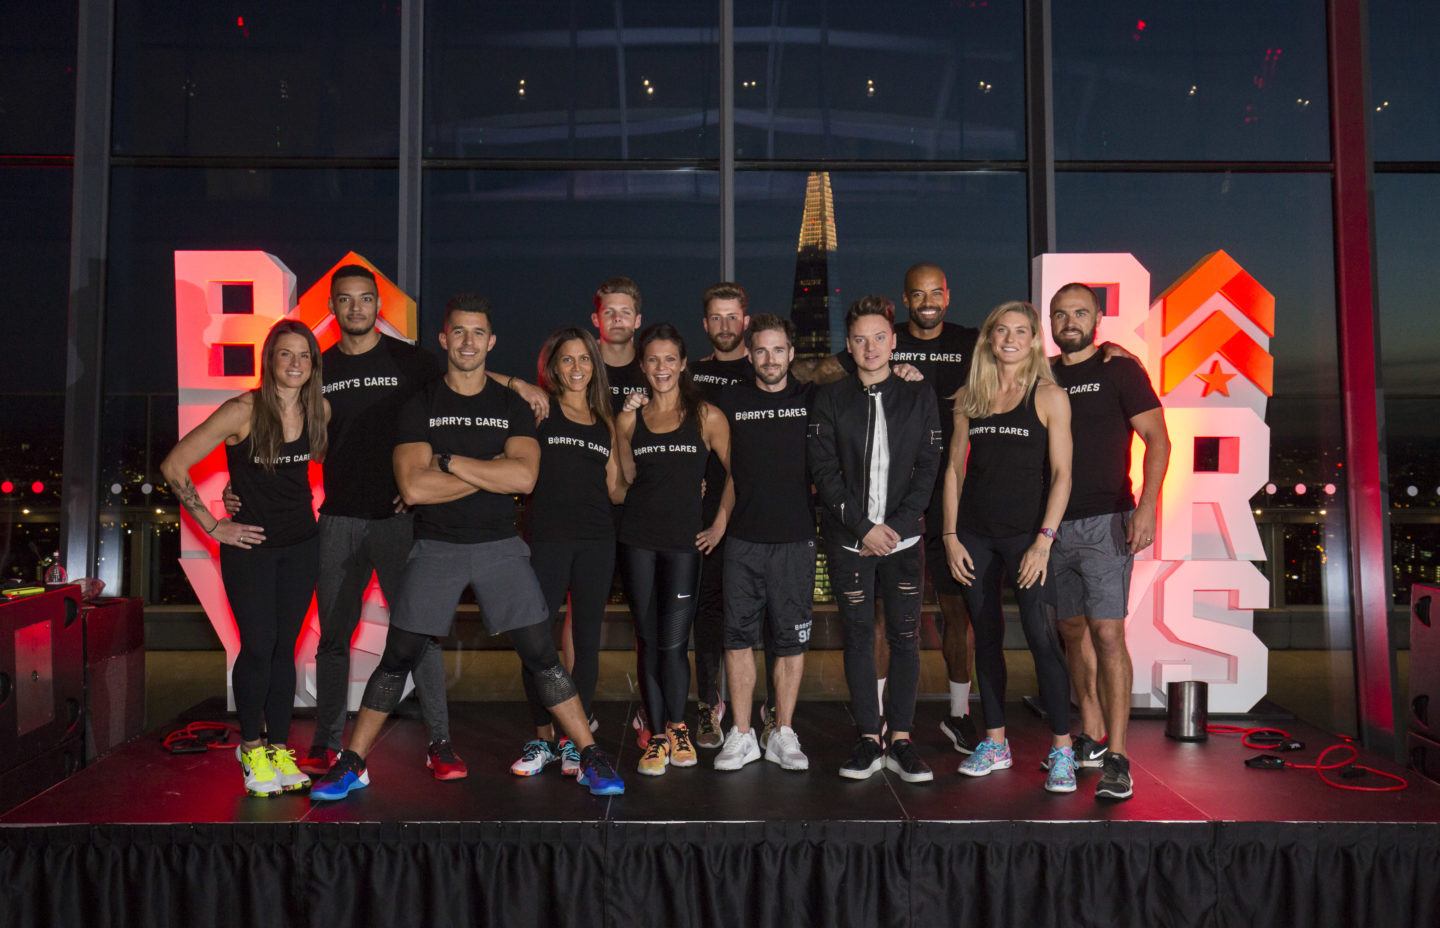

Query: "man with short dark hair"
<box><xmin>311</xmin><ymin>295</ymin><xmax>624</xmax><ymax>800</ymax></box>
<box><xmin>712</xmin><ymin>314</ymin><xmax>813</xmax><ymax>771</ymax></box>
<box><xmin>593</xmin><ymin>277</ymin><xmax>649</xmax><ymax>414</ymax></box>
<box><xmin>1048</xmin><ymin>282</ymin><xmax>1170</xmax><ymax>801</ymax></box>
<box><xmin>808</xmin><ymin>296</ymin><xmax>942</xmax><ymax>783</ymax></box>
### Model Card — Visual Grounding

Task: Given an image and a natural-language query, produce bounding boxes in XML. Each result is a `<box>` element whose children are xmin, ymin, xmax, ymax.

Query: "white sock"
<box><xmin>949</xmin><ymin>681</ymin><xmax>972</xmax><ymax>717</ymax></box>
<box><xmin>876</xmin><ymin>677</ymin><xmax>887</xmax><ymax>714</ymax></box>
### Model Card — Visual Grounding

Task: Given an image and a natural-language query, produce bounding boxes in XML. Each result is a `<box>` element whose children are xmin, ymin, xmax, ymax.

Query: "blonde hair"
<box><xmin>959</xmin><ymin>301</ymin><xmax>1053</xmax><ymax>420</ymax></box>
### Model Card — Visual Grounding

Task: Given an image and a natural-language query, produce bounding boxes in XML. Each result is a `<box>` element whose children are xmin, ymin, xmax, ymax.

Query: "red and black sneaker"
<box><xmin>426</xmin><ymin>739</ymin><xmax>469</xmax><ymax>781</ymax></box>
<box><xmin>296</xmin><ymin>744</ymin><xmax>338</xmax><ymax>776</ymax></box>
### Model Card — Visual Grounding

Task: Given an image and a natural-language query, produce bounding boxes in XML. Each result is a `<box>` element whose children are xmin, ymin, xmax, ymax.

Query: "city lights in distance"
<box><xmin>1376</xmin><ymin>100</ymin><xmax>1390</xmax><ymax>113</ymax></box>
<box><xmin>1188</xmin><ymin>84</ymin><xmax>1198</xmax><ymax>97</ymax></box>
<box><xmin>866</xmin><ymin>78</ymin><xmax>876</xmax><ymax>98</ymax></box>
<box><xmin>517</xmin><ymin>78</ymin><xmax>526</xmax><ymax>98</ymax></box>
<box><xmin>977</xmin><ymin>80</ymin><xmax>993</xmax><ymax>94</ymax></box>
<box><xmin>642</xmin><ymin>78</ymin><xmax>654</xmax><ymax>97</ymax></box>
<box><xmin>741</xmin><ymin>79</ymin><xmax>758</xmax><ymax>89</ymax></box>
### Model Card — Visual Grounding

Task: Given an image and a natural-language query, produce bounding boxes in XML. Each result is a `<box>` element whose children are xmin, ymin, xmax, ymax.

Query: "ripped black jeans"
<box><xmin>826</xmin><ymin>541</ymin><xmax>923</xmax><ymax>737</ymax></box>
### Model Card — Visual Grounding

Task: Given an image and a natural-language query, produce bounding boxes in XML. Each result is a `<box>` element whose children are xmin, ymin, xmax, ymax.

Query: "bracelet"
<box><xmin>941</xmin><ymin>532</ymin><xmax>957</xmax><ymax>536</ymax></box>
<box><xmin>506</xmin><ymin>375</ymin><xmax>515</xmax><ymax>390</ymax></box>
<box><xmin>205</xmin><ymin>520</ymin><xmax>219</xmax><ymax>536</ymax></box>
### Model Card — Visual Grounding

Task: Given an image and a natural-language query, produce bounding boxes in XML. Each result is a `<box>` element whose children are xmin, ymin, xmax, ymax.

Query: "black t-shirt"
<box><xmin>227</xmin><ymin>431</ymin><xmax>317</xmax><ymax>547</ymax></box>
<box><xmin>395</xmin><ymin>378</ymin><xmax>538</xmax><ymax>544</ymax></box>
<box><xmin>1052</xmin><ymin>353</ymin><xmax>1161</xmax><ymax>520</ymax></box>
<box><xmin>529</xmin><ymin>411</ymin><xmax>613</xmax><ymax>542</ymax></box>
<box><xmin>320</xmin><ymin>336</ymin><xmax>443</xmax><ymax>519</ymax></box>
<box><xmin>691</xmin><ymin>355</ymin><xmax>754</xmax><ymax>522</ymax></box>
<box><xmin>605</xmin><ymin>358</ymin><xmax>649</xmax><ymax>415</ymax></box>
<box><xmin>716</xmin><ymin>379</ymin><xmax>815</xmax><ymax>544</ymax></box>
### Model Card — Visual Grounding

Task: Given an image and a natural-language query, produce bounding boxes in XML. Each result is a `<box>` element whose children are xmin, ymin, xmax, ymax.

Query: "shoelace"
<box><xmin>270</xmin><ymin>747</ymin><xmax>299</xmax><ymax>772</ymax></box>
<box><xmin>1048</xmin><ymin>750</ymin><xmax>1076</xmax><ymax>776</ymax></box>
<box><xmin>586</xmin><ymin>750</ymin><xmax>618</xmax><ymax>778</ymax></box>
<box><xmin>433</xmin><ymin>741</ymin><xmax>460</xmax><ymax>763</ymax></box>
<box><xmin>643</xmin><ymin>738</ymin><xmax>668</xmax><ymax>760</ymax></box>
<box><xmin>671</xmin><ymin>728</ymin><xmax>694</xmax><ymax>754</ymax></box>
<box><xmin>242</xmin><ymin>746</ymin><xmax>276</xmax><ymax>776</ymax></box>
<box><xmin>519</xmin><ymin>740</ymin><xmax>549</xmax><ymax>762</ymax></box>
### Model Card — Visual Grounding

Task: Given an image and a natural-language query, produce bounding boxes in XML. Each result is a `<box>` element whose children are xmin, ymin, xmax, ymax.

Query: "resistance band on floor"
<box><xmin>1207</xmin><ymin>724</ymin><xmax>1408</xmax><ymax>793</ymax></box>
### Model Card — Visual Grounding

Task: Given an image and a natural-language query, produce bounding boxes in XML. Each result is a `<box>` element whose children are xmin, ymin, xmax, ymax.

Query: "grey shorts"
<box><xmin>1051</xmin><ymin>512</ymin><xmax>1133</xmax><ymax>621</ymax></box>
<box><xmin>389</xmin><ymin>536</ymin><xmax>549</xmax><ymax>637</ymax></box>
<box><xmin>722</xmin><ymin>536</ymin><xmax>816</xmax><ymax>656</ymax></box>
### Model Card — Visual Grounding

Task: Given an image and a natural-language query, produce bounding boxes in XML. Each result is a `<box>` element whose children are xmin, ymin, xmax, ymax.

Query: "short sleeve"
<box><xmin>506</xmin><ymin>389</ymin><xmax>538</xmax><ymax>440</ymax></box>
<box><xmin>1116</xmin><ymin>358</ymin><xmax>1162</xmax><ymax>419</ymax></box>
<box><xmin>395</xmin><ymin>389</ymin><xmax>431</xmax><ymax>446</ymax></box>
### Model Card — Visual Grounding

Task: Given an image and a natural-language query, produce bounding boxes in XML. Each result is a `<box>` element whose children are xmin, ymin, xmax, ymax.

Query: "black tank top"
<box><xmin>619</xmin><ymin>408</ymin><xmax>708</xmax><ymax>552</ymax></box>
<box><xmin>529</xmin><ymin>411</ymin><xmax>613</xmax><ymax>542</ymax></box>
<box><xmin>226</xmin><ymin>430</ymin><xmax>318</xmax><ymax>547</ymax></box>
<box><xmin>959</xmin><ymin>383</ymin><xmax>1049</xmax><ymax>538</ymax></box>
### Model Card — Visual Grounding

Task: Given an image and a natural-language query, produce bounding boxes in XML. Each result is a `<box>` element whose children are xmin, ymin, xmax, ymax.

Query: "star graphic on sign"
<box><xmin>1195</xmin><ymin>360</ymin><xmax>1237</xmax><ymax>397</ymax></box>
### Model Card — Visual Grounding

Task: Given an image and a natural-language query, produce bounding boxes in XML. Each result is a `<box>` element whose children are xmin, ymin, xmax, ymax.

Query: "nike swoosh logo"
<box><xmin>1088</xmin><ymin>749</ymin><xmax>1107</xmax><ymax>760</ymax></box>
<box><xmin>677</xmin><ymin>594</ymin><xmax>692</xmax><ymax>599</ymax></box>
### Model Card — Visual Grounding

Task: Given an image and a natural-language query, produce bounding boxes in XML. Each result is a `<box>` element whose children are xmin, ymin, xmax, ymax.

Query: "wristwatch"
<box><xmin>1038</xmin><ymin>527</ymin><xmax>1058</xmax><ymax>541</ymax></box>
<box><xmin>437</xmin><ymin>453</ymin><xmax>453</xmax><ymax>474</ymax></box>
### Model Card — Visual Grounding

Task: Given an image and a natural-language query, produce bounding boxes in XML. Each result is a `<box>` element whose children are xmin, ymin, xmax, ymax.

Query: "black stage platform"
<box><xmin>4</xmin><ymin>699</ymin><xmax>1439</xmax><ymax>928</ymax></box>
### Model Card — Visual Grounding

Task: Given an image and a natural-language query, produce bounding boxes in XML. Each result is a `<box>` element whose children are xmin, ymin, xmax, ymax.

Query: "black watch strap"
<box><xmin>438</xmin><ymin>453</ymin><xmax>452</xmax><ymax>474</ymax></box>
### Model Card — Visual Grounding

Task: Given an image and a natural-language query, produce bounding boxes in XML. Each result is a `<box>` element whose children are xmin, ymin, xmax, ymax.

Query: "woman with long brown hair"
<box><xmin>510</xmin><ymin>327</ymin><xmax>624</xmax><ymax>778</ymax></box>
<box><xmin>161</xmin><ymin>319</ymin><xmax>330</xmax><ymax>798</ymax></box>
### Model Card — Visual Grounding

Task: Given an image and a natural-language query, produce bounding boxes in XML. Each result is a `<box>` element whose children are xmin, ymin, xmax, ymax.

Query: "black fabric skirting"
<box><xmin>3</xmin><ymin>820</ymin><xmax>1438</xmax><ymax>928</ymax></box>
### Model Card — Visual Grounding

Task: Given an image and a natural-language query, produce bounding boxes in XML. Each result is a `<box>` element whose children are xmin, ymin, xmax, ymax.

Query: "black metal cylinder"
<box><xmin>1165</xmin><ymin>680</ymin><xmax>1209</xmax><ymax>741</ymax></box>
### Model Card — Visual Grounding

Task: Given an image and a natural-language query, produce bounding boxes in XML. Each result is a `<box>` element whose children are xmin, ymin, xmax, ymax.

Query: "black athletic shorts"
<box><xmin>722</xmin><ymin>536</ymin><xmax>816</xmax><ymax>656</ymax></box>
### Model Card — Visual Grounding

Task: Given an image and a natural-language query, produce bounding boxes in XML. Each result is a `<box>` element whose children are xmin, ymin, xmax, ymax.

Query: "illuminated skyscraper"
<box><xmin>789</xmin><ymin>171</ymin><xmax>842</xmax><ymax>359</ymax></box>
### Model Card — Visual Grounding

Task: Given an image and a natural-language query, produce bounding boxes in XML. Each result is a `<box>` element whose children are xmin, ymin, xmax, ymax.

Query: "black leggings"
<box><xmin>619</xmin><ymin>544</ymin><xmax>702</xmax><ymax>728</ymax></box>
<box><xmin>527</xmin><ymin>537</ymin><xmax>615</xmax><ymax>726</ymax></box>
<box><xmin>219</xmin><ymin>536</ymin><xmax>319</xmax><ymax>744</ymax></box>
<box><xmin>958</xmin><ymin>527</ymin><xmax>1070</xmax><ymax>736</ymax></box>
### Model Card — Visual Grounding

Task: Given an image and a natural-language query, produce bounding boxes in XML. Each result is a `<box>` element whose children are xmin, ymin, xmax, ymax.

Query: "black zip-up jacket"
<box><xmin>807</xmin><ymin>371</ymin><xmax>943</xmax><ymax>549</ymax></box>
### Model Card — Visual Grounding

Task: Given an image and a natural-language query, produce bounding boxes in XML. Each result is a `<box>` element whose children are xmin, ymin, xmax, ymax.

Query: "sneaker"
<box><xmin>958</xmin><ymin>738</ymin><xmax>1013</xmax><ymax>777</ymax></box>
<box><xmin>577</xmin><ymin>745</ymin><xmax>625</xmax><ymax>796</ymax></box>
<box><xmin>1044</xmin><ymin>746</ymin><xmax>1078</xmax><ymax>793</ymax></box>
<box><xmin>1073</xmin><ymin>733</ymin><xmax>1109</xmax><ymax>769</ymax></box>
<box><xmin>237</xmin><ymin>744</ymin><xmax>283</xmax><ymax>798</ymax></box>
<box><xmin>427</xmin><ymin>739</ymin><xmax>469</xmax><ymax>780</ymax></box>
<box><xmin>696</xmin><ymin>701</ymin><xmax>725</xmax><ymax>749</ymax></box>
<box><xmin>758</xmin><ymin>702</ymin><xmax>778</xmax><ymax>752</ymax></box>
<box><xmin>632</xmin><ymin>705</ymin><xmax>652</xmax><ymax>749</ymax></box>
<box><xmin>1096</xmin><ymin>753</ymin><xmax>1134</xmax><ymax>800</ymax></box>
<box><xmin>637</xmin><ymin>734</ymin><xmax>671</xmax><ymax>776</ymax></box>
<box><xmin>714</xmin><ymin>726</ymin><xmax>761</xmax><ymax>771</ymax></box>
<box><xmin>939</xmin><ymin>714</ymin><xmax>980</xmax><ymax>755</ymax></box>
<box><xmin>884</xmin><ymin>738</ymin><xmax>934</xmax><ymax>783</ymax></box>
<box><xmin>839</xmin><ymin>737</ymin><xmax>886</xmax><ymax>780</ymax></box>
<box><xmin>296</xmin><ymin>744</ymin><xmax>338</xmax><ymax>776</ymax></box>
<box><xmin>309</xmin><ymin>749</ymin><xmax>370</xmax><ymax>801</ymax></box>
<box><xmin>764</xmin><ymin>725</ymin><xmax>809</xmax><ymax>771</ymax></box>
<box><xmin>510</xmin><ymin>739</ymin><xmax>559</xmax><ymax>777</ymax></box>
<box><xmin>269</xmin><ymin>746</ymin><xmax>311</xmax><ymax>792</ymax></box>
<box><xmin>558</xmin><ymin>737</ymin><xmax>582</xmax><ymax>777</ymax></box>
<box><xmin>668</xmin><ymin>724</ymin><xmax>698</xmax><ymax>767</ymax></box>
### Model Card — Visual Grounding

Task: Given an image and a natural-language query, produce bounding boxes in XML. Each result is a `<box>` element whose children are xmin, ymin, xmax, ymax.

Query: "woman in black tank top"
<box><xmin>939</xmin><ymin>301</ymin><xmax>1077</xmax><ymax>793</ymax></box>
<box><xmin>614</xmin><ymin>323</ymin><xmax>731</xmax><ymax>776</ymax></box>
<box><xmin>160</xmin><ymin>320</ymin><xmax>329</xmax><ymax>799</ymax></box>
<box><xmin>511</xmin><ymin>328</ymin><xmax>623</xmax><ymax>776</ymax></box>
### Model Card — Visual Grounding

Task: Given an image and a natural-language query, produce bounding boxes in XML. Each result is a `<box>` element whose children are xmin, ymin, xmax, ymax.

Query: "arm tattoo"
<box><xmin>173</xmin><ymin>477</ymin><xmax>215</xmax><ymax>531</ymax></box>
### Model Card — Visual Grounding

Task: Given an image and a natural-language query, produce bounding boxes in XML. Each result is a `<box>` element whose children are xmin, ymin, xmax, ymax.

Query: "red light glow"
<box><xmin>0</xmin><ymin>480</ymin><xmax>12</xmax><ymax>494</ymax></box>
<box><xmin>31</xmin><ymin>481</ymin><xmax>44</xmax><ymax>494</ymax></box>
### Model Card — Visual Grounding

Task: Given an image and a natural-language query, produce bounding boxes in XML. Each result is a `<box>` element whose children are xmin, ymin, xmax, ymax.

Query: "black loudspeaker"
<box><xmin>83</xmin><ymin>597</ymin><xmax>146</xmax><ymax>761</ymax></box>
<box><xmin>1408</xmin><ymin>730</ymin><xmax>1440</xmax><ymax>787</ymax></box>
<box><xmin>1411</xmin><ymin>585</ymin><xmax>1438</xmax><ymax>739</ymax></box>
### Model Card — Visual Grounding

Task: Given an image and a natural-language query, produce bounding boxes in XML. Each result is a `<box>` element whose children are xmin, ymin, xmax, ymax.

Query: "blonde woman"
<box><xmin>940</xmin><ymin>301</ymin><xmax>1076</xmax><ymax>793</ymax></box>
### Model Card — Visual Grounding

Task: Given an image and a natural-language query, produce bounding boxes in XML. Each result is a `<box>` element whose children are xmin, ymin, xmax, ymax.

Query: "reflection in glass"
<box><xmin>734</xmin><ymin>1</ymin><xmax>1023</xmax><ymax>160</ymax></box>
<box><xmin>1369</xmin><ymin>2</ymin><xmax>1440</xmax><ymax>161</ymax></box>
<box><xmin>1053</xmin><ymin>2</ymin><xmax>1329</xmax><ymax>161</ymax></box>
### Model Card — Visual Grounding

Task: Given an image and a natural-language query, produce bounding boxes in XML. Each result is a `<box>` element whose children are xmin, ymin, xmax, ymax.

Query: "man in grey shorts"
<box><xmin>1048</xmin><ymin>283</ymin><xmax>1170</xmax><ymax>800</ymax></box>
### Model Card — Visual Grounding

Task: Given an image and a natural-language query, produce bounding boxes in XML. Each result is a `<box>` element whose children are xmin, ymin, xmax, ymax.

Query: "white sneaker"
<box><xmin>714</xmin><ymin>726</ymin><xmax>761</xmax><ymax>771</ymax></box>
<box><xmin>236</xmin><ymin>744</ymin><xmax>283</xmax><ymax>798</ymax></box>
<box><xmin>763</xmin><ymin>725</ymin><xmax>809</xmax><ymax>771</ymax></box>
<box><xmin>510</xmin><ymin>739</ymin><xmax>559</xmax><ymax>776</ymax></box>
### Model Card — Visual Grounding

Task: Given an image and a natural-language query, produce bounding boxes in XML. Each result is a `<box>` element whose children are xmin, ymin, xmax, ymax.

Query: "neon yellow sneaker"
<box><xmin>269</xmin><ymin>746</ymin><xmax>311</xmax><ymax>792</ymax></box>
<box><xmin>637</xmin><ymin>734</ymin><xmax>670</xmax><ymax>776</ymax></box>
<box><xmin>236</xmin><ymin>744</ymin><xmax>282</xmax><ymax>798</ymax></box>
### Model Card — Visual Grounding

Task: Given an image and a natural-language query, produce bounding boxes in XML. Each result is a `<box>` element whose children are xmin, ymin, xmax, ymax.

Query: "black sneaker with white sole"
<box><xmin>939</xmin><ymin>714</ymin><xmax>979</xmax><ymax>754</ymax></box>
<box><xmin>838</xmin><ymin>737</ymin><xmax>885</xmax><ymax>780</ymax></box>
<box><xmin>884</xmin><ymin>738</ymin><xmax>934</xmax><ymax>783</ymax></box>
<box><xmin>1042</xmin><ymin>732</ymin><xmax>1109</xmax><ymax>771</ymax></box>
<box><xmin>1095</xmin><ymin>753</ymin><xmax>1133</xmax><ymax>800</ymax></box>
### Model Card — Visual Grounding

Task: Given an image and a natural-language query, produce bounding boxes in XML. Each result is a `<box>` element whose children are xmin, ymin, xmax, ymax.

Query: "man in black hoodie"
<box><xmin>808</xmin><ymin>295</ymin><xmax>942</xmax><ymax>783</ymax></box>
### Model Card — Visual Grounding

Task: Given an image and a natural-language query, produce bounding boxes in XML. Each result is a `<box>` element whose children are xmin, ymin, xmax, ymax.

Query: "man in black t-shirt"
<box><xmin>311</xmin><ymin>295</ymin><xmax>624</xmax><ymax>801</ymax></box>
<box><xmin>1048</xmin><ymin>282</ymin><xmax>1170</xmax><ymax>801</ymax></box>
<box><xmin>689</xmin><ymin>282</ymin><xmax>755</xmax><ymax>749</ymax></box>
<box><xmin>592</xmin><ymin>277</ymin><xmax>649</xmax><ymax>415</ymax></box>
<box><xmin>711</xmin><ymin>314</ymin><xmax>815</xmax><ymax>772</ymax></box>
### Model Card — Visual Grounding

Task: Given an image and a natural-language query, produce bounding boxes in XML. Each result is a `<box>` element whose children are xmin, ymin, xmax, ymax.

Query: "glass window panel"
<box><xmin>1053</xmin><ymin>2</ymin><xmax>1330</xmax><ymax>161</ymax></box>
<box><xmin>101</xmin><ymin>166</ymin><xmax>398</xmax><ymax>603</ymax></box>
<box><xmin>0</xmin><ymin>5</ymin><xmax>77</xmax><ymax>154</ymax></box>
<box><xmin>112</xmin><ymin>2</ymin><xmax>400</xmax><ymax>157</ymax></box>
<box><xmin>0</xmin><ymin>167</ymin><xmax>71</xmax><ymax>586</ymax></box>
<box><xmin>425</xmin><ymin>2</ymin><xmax>718</xmax><ymax>160</ymax></box>
<box><xmin>734</xmin><ymin>1</ymin><xmax>1023</xmax><ymax>161</ymax></box>
<box><xmin>1369</xmin><ymin>2</ymin><xmax>1440</xmax><ymax>160</ymax></box>
<box><xmin>1057</xmin><ymin>172</ymin><xmax>1354</xmax><ymax>732</ymax></box>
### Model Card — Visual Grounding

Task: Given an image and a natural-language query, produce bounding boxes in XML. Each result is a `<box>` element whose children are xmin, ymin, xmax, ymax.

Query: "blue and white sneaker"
<box><xmin>1044</xmin><ymin>746</ymin><xmax>1078</xmax><ymax>793</ymax></box>
<box><xmin>577</xmin><ymin>745</ymin><xmax>625</xmax><ymax>796</ymax></box>
<box><xmin>511</xmin><ymin>739</ymin><xmax>560</xmax><ymax>777</ymax></box>
<box><xmin>558</xmin><ymin>737</ymin><xmax>582</xmax><ymax>777</ymax></box>
<box><xmin>309</xmin><ymin>749</ymin><xmax>370</xmax><ymax>801</ymax></box>
<box><xmin>958</xmin><ymin>738</ymin><xmax>1013</xmax><ymax>777</ymax></box>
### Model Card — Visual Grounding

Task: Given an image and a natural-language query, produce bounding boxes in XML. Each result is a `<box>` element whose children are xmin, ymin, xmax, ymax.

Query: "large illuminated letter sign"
<box><xmin>174</xmin><ymin>251</ymin><xmax>419</xmax><ymax>710</ymax></box>
<box><xmin>1035</xmin><ymin>250</ymin><xmax>1275</xmax><ymax>712</ymax></box>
